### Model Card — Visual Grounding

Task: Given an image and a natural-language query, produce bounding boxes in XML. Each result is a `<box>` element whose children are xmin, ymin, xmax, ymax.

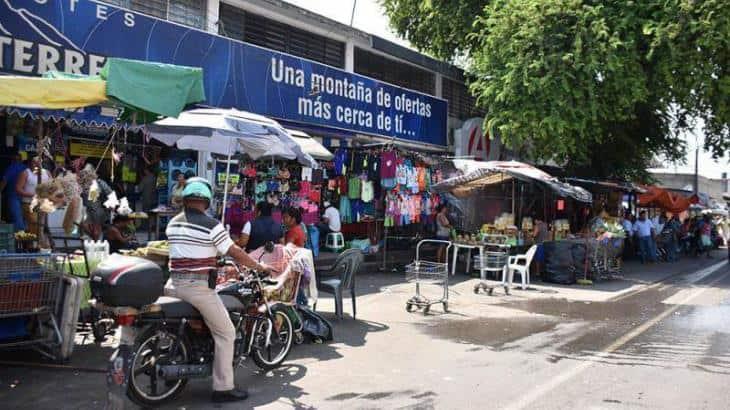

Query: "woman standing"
<box><xmin>435</xmin><ymin>204</ymin><xmax>452</xmax><ymax>263</ymax></box>
<box><xmin>15</xmin><ymin>156</ymin><xmax>51</xmax><ymax>235</ymax></box>
<box><xmin>169</xmin><ymin>171</ymin><xmax>192</xmax><ymax>209</ymax></box>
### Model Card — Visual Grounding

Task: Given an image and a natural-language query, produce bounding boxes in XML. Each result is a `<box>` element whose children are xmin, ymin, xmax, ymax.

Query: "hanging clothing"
<box><xmin>367</xmin><ymin>154</ymin><xmax>380</xmax><ymax>180</ymax></box>
<box><xmin>301</xmin><ymin>167</ymin><xmax>313</xmax><ymax>181</ymax></box>
<box><xmin>348</xmin><ymin>176</ymin><xmax>361</xmax><ymax>200</ymax></box>
<box><xmin>361</xmin><ymin>180</ymin><xmax>375</xmax><ymax>203</ymax></box>
<box><xmin>333</xmin><ymin>149</ymin><xmax>348</xmax><ymax>176</ymax></box>
<box><xmin>380</xmin><ymin>151</ymin><xmax>397</xmax><ymax>179</ymax></box>
<box><xmin>339</xmin><ymin>197</ymin><xmax>353</xmax><ymax>224</ymax></box>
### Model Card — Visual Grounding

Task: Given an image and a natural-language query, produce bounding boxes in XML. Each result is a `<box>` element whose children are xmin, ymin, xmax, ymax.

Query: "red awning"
<box><xmin>637</xmin><ymin>186</ymin><xmax>699</xmax><ymax>214</ymax></box>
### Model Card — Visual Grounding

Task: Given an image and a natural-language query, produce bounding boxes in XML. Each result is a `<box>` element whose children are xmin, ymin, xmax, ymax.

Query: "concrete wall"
<box><xmin>650</xmin><ymin>172</ymin><xmax>728</xmax><ymax>200</ymax></box>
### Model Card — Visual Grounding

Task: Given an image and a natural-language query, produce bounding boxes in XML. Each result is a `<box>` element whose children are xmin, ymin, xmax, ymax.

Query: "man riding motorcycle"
<box><xmin>165</xmin><ymin>177</ymin><xmax>273</xmax><ymax>403</ymax></box>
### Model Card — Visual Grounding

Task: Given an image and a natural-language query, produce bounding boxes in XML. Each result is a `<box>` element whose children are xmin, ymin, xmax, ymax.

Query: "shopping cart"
<box><xmin>0</xmin><ymin>253</ymin><xmax>65</xmax><ymax>361</ymax></box>
<box><xmin>405</xmin><ymin>240</ymin><xmax>452</xmax><ymax>314</ymax></box>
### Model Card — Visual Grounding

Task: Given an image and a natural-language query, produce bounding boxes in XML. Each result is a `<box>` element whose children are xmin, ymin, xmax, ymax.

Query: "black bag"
<box><xmin>297</xmin><ymin>306</ymin><xmax>333</xmax><ymax>342</ymax></box>
<box><xmin>542</xmin><ymin>241</ymin><xmax>577</xmax><ymax>284</ymax></box>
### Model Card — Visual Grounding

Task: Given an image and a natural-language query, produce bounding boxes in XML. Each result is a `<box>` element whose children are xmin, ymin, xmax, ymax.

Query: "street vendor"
<box><xmin>532</xmin><ymin>215</ymin><xmax>549</xmax><ymax>274</ymax></box>
<box><xmin>317</xmin><ymin>201</ymin><xmax>341</xmax><ymax>239</ymax></box>
<box><xmin>169</xmin><ymin>170</ymin><xmax>193</xmax><ymax>209</ymax></box>
<box><xmin>104</xmin><ymin>214</ymin><xmax>138</xmax><ymax>253</ymax></box>
<box><xmin>282</xmin><ymin>207</ymin><xmax>306</xmax><ymax>247</ymax></box>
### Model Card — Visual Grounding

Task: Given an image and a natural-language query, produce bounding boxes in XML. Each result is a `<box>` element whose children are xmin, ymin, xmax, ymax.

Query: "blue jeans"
<box><xmin>7</xmin><ymin>196</ymin><xmax>25</xmax><ymax>231</ymax></box>
<box><xmin>638</xmin><ymin>236</ymin><xmax>656</xmax><ymax>263</ymax></box>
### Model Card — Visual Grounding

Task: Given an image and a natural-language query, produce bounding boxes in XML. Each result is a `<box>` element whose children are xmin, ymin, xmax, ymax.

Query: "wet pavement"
<box><xmin>0</xmin><ymin>252</ymin><xmax>728</xmax><ymax>409</ymax></box>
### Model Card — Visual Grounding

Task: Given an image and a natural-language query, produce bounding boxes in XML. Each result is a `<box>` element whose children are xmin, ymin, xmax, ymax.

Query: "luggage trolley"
<box><xmin>0</xmin><ymin>253</ymin><xmax>65</xmax><ymax>361</ymax></box>
<box><xmin>405</xmin><ymin>240</ymin><xmax>452</xmax><ymax>314</ymax></box>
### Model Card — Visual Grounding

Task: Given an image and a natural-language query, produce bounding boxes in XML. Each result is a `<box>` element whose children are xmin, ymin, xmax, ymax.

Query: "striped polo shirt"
<box><xmin>166</xmin><ymin>209</ymin><xmax>234</xmax><ymax>274</ymax></box>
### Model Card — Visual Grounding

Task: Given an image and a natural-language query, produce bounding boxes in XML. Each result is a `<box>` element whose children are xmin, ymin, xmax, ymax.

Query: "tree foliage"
<box><xmin>381</xmin><ymin>0</ymin><xmax>729</xmax><ymax>180</ymax></box>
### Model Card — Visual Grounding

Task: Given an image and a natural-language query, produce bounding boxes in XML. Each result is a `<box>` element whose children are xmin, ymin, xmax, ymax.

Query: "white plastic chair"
<box><xmin>502</xmin><ymin>245</ymin><xmax>538</xmax><ymax>290</ymax></box>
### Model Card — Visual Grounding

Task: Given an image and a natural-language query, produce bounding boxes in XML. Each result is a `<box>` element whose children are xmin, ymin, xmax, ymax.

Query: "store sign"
<box><xmin>454</xmin><ymin>118</ymin><xmax>502</xmax><ymax>161</ymax></box>
<box><xmin>0</xmin><ymin>0</ymin><xmax>448</xmax><ymax>146</ymax></box>
<box><xmin>69</xmin><ymin>141</ymin><xmax>109</xmax><ymax>159</ymax></box>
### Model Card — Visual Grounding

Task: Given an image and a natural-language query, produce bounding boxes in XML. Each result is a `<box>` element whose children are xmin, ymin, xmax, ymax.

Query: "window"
<box><xmin>442</xmin><ymin>77</ymin><xmax>482</xmax><ymax>119</ymax></box>
<box><xmin>102</xmin><ymin>1</ymin><xmax>206</xmax><ymax>29</ymax></box>
<box><xmin>218</xmin><ymin>4</ymin><xmax>345</xmax><ymax>68</ymax></box>
<box><xmin>354</xmin><ymin>48</ymin><xmax>434</xmax><ymax>95</ymax></box>
<box><xmin>167</xmin><ymin>0</ymin><xmax>206</xmax><ymax>29</ymax></box>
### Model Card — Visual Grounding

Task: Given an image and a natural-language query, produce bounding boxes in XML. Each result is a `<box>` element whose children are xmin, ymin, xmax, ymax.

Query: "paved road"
<box><xmin>0</xmin><ymin>253</ymin><xmax>728</xmax><ymax>409</ymax></box>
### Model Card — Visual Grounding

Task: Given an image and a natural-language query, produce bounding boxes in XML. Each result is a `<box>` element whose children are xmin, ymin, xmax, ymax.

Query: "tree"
<box><xmin>382</xmin><ymin>0</ymin><xmax>729</xmax><ymax>180</ymax></box>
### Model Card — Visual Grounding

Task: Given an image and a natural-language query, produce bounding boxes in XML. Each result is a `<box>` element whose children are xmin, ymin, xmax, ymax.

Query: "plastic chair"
<box><xmin>313</xmin><ymin>249</ymin><xmax>363</xmax><ymax>319</ymax></box>
<box><xmin>325</xmin><ymin>232</ymin><xmax>345</xmax><ymax>252</ymax></box>
<box><xmin>502</xmin><ymin>245</ymin><xmax>538</xmax><ymax>290</ymax></box>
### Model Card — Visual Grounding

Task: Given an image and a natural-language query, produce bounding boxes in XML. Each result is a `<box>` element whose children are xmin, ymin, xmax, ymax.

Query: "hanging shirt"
<box><xmin>407</xmin><ymin>165</ymin><xmax>419</xmax><ymax>192</ymax></box>
<box><xmin>361</xmin><ymin>180</ymin><xmax>375</xmax><ymax>203</ymax></box>
<box><xmin>334</xmin><ymin>149</ymin><xmax>347</xmax><ymax>175</ymax></box>
<box><xmin>367</xmin><ymin>154</ymin><xmax>379</xmax><ymax>180</ymax></box>
<box><xmin>348</xmin><ymin>176</ymin><xmax>361</xmax><ymax>200</ymax></box>
<box><xmin>301</xmin><ymin>167</ymin><xmax>313</xmax><ymax>181</ymax></box>
<box><xmin>338</xmin><ymin>176</ymin><xmax>348</xmax><ymax>196</ymax></box>
<box><xmin>380</xmin><ymin>151</ymin><xmax>397</xmax><ymax>179</ymax></box>
<box><xmin>417</xmin><ymin>167</ymin><xmax>427</xmax><ymax>192</ymax></box>
<box><xmin>396</xmin><ymin>164</ymin><xmax>408</xmax><ymax>186</ymax></box>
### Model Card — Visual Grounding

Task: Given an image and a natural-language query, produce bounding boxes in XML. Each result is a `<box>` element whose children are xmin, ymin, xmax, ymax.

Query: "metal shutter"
<box><xmin>217</xmin><ymin>7</ymin><xmax>345</xmax><ymax>68</ymax></box>
<box><xmin>130</xmin><ymin>0</ymin><xmax>167</xmax><ymax>19</ymax></box>
<box><xmin>219</xmin><ymin>2</ymin><xmax>245</xmax><ymax>41</ymax></box>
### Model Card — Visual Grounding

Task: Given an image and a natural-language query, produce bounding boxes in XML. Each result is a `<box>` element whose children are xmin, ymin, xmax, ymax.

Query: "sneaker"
<box><xmin>212</xmin><ymin>389</ymin><xmax>249</xmax><ymax>403</ymax></box>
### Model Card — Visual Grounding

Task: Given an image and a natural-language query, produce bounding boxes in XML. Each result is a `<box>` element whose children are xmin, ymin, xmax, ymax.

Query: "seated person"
<box><xmin>246</xmin><ymin>202</ymin><xmax>283</xmax><ymax>252</ymax></box>
<box><xmin>317</xmin><ymin>201</ymin><xmax>341</xmax><ymax>239</ymax></box>
<box><xmin>105</xmin><ymin>214</ymin><xmax>137</xmax><ymax>253</ymax></box>
<box><xmin>282</xmin><ymin>207</ymin><xmax>306</xmax><ymax>247</ymax></box>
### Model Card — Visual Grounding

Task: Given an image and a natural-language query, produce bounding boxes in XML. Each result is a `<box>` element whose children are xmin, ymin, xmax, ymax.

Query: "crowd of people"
<box><xmin>620</xmin><ymin>210</ymin><xmax>729</xmax><ymax>264</ymax></box>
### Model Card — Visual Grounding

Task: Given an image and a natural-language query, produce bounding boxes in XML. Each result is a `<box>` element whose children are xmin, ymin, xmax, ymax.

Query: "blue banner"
<box><xmin>0</xmin><ymin>0</ymin><xmax>447</xmax><ymax>146</ymax></box>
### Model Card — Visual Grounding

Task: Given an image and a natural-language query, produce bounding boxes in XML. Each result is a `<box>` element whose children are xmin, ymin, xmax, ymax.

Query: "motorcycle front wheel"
<box><xmin>127</xmin><ymin>327</ymin><xmax>190</xmax><ymax>407</ymax></box>
<box><xmin>252</xmin><ymin>310</ymin><xmax>293</xmax><ymax>371</ymax></box>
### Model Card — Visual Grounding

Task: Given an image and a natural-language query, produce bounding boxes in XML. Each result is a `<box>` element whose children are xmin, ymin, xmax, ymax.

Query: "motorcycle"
<box><xmin>93</xmin><ymin>245</ymin><xmax>295</xmax><ymax>407</ymax></box>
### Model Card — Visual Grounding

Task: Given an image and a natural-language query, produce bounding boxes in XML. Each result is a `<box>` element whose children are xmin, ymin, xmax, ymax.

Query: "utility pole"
<box><xmin>350</xmin><ymin>0</ymin><xmax>357</xmax><ymax>27</ymax></box>
<box><xmin>693</xmin><ymin>132</ymin><xmax>699</xmax><ymax>196</ymax></box>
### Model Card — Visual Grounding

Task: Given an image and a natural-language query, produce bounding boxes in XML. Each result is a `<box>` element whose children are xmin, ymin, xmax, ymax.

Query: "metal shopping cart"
<box><xmin>473</xmin><ymin>238</ymin><xmax>511</xmax><ymax>295</ymax></box>
<box><xmin>405</xmin><ymin>240</ymin><xmax>452</xmax><ymax>314</ymax></box>
<box><xmin>0</xmin><ymin>253</ymin><xmax>65</xmax><ymax>361</ymax></box>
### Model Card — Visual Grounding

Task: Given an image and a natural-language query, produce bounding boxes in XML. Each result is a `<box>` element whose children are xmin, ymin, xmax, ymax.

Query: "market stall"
<box><xmin>431</xmin><ymin>160</ymin><xmax>606</xmax><ymax>284</ymax></box>
<box><xmin>0</xmin><ymin>57</ymin><xmax>206</xmax><ymax>356</ymax></box>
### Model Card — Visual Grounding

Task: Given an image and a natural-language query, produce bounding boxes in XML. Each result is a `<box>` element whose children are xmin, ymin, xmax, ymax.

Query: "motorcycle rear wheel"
<box><xmin>127</xmin><ymin>327</ymin><xmax>190</xmax><ymax>407</ymax></box>
<box><xmin>252</xmin><ymin>310</ymin><xmax>293</xmax><ymax>371</ymax></box>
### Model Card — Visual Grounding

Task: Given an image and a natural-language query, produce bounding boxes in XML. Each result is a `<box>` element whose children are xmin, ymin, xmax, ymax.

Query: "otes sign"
<box><xmin>454</xmin><ymin>118</ymin><xmax>501</xmax><ymax>161</ymax></box>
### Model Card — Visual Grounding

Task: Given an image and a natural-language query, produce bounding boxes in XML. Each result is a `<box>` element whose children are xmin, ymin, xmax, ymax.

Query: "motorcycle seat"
<box><xmin>156</xmin><ymin>295</ymin><xmax>245</xmax><ymax>318</ymax></box>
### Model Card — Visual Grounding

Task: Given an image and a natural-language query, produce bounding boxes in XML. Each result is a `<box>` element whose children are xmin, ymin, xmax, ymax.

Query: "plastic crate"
<box><xmin>0</xmin><ymin>224</ymin><xmax>15</xmax><ymax>253</ymax></box>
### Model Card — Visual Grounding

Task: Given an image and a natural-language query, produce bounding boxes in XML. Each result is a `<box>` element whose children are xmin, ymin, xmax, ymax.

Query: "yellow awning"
<box><xmin>0</xmin><ymin>76</ymin><xmax>107</xmax><ymax>109</ymax></box>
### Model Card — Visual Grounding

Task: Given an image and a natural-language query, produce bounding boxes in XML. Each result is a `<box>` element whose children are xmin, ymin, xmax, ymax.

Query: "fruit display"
<box><xmin>14</xmin><ymin>231</ymin><xmax>37</xmax><ymax>241</ymax></box>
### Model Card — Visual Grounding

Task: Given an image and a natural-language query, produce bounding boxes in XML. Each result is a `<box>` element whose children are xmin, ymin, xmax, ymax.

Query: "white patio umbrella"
<box><xmin>147</xmin><ymin>108</ymin><xmax>318</xmax><ymax>224</ymax></box>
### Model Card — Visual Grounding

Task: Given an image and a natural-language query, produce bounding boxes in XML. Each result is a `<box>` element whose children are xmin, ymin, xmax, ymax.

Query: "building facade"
<box><xmin>650</xmin><ymin>170</ymin><xmax>729</xmax><ymax>204</ymax></box>
<box><xmin>1</xmin><ymin>0</ymin><xmax>481</xmax><ymax>150</ymax></box>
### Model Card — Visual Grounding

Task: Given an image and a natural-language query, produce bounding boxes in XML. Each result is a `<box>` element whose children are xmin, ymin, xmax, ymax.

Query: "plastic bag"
<box><xmin>296</xmin><ymin>306</ymin><xmax>333</xmax><ymax>342</ymax></box>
